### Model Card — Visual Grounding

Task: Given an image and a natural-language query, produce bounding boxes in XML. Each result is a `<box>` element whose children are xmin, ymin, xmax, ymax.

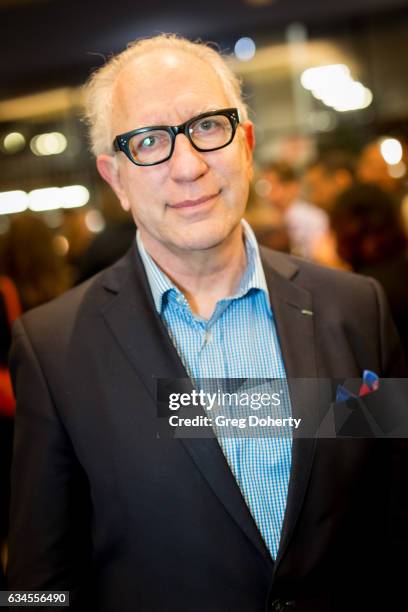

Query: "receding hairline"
<box><xmin>119</xmin><ymin>44</ymin><xmax>217</xmax><ymax>68</ymax></box>
<box><xmin>113</xmin><ymin>46</ymin><xmax>231</xmax><ymax>99</ymax></box>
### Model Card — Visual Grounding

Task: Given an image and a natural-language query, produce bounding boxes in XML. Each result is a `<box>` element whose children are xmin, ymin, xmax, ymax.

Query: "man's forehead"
<box><xmin>119</xmin><ymin>47</ymin><xmax>221</xmax><ymax>88</ymax></box>
<box><xmin>113</xmin><ymin>50</ymin><xmax>230</xmax><ymax>129</ymax></box>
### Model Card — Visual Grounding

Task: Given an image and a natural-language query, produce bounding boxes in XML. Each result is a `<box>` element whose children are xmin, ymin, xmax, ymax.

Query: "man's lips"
<box><xmin>169</xmin><ymin>191</ymin><xmax>220</xmax><ymax>209</ymax></box>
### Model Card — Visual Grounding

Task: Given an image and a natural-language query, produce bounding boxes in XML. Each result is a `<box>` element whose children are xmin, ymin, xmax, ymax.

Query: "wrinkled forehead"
<box><xmin>112</xmin><ymin>48</ymin><xmax>231</xmax><ymax>129</ymax></box>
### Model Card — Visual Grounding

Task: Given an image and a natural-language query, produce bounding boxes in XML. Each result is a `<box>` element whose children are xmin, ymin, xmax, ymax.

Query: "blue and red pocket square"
<box><xmin>335</xmin><ymin>370</ymin><xmax>379</xmax><ymax>403</ymax></box>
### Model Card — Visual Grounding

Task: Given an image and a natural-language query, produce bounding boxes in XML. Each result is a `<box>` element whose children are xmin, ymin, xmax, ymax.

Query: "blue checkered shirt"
<box><xmin>136</xmin><ymin>221</ymin><xmax>292</xmax><ymax>559</ymax></box>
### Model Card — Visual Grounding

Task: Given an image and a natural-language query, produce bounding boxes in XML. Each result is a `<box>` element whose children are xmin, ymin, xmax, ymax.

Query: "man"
<box><xmin>8</xmin><ymin>35</ymin><xmax>407</xmax><ymax>611</ymax></box>
<box><xmin>262</xmin><ymin>161</ymin><xmax>328</xmax><ymax>258</ymax></box>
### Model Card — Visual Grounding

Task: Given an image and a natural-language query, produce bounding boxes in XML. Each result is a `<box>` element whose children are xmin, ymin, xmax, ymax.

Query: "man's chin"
<box><xmin>170</xmin><ymin>221</ymin><xmax>241</xmax><ymax>253</ymax></box>
<box><xmin>171</xmin><ymin>235</ymin><xmax>226</xmax><ymax>253</ymax></box>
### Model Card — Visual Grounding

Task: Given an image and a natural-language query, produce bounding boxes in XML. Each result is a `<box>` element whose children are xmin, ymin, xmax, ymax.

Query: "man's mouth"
<box><xmin>169</xmin><ymin>191</ymin><xmax>220</xmax><ymax>209</ymax></box>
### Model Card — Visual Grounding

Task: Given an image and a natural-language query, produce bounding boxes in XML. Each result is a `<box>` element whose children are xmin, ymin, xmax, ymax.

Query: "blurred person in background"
<box><xmin>244</xmin><ymin>176</ymin><xmax>292</xmax><ymax>253</ymax></box>
<box><xmin>303</xmin><ymin>150</ymin><xmax>356</xmax><ymax>213</ymax></box>
<box><xmin>61</xmin><ymin>208</ymin><xmax>94</xmax><ymax>284</ymax></box>
<box><xmin>357</xmin><ymin>137</ymin><xmax>408</xmax><ymax>240</ymax></box>
<box><xmin>0</xmin><ymin>277</ymin><xmax>20</xmax><ymax>413</ymax></box>
<box><xmin>1</xmin><ymin>214</ymin><xmax>72</xmax><ymax>311</ymax></box>
<box><xmin>331</xmin><ymin>183</ymin><xmax>408</xmax><ymax>357</ymax></box>
<box><xmin>1</xmin><ymin>214</ymin><xmax>69</xmax><ymax>584</ymax></box>
<box><xmin>357</xmin><ymin>139</ymin><xmax>404</xmax><ymax>196</ymax></box>
<box><xmin>303</xmin><ymin>151</ymin><xmax>356</xmax><ymax>268</ymax></box>
<box><xmin>75</xmin><ymin>185</ymin><xmax>135</xmax><ymax>283</ymax></box>
<box><xmin>357</xmin><ymin>138</ymin><xmax>408</xmax><ymax>242</ymax></box>
<box><xmin>330</xmin><ymin>182</ymin><xmax>408</xmax><ymax>568</ymax></box>
<box><xmin>262</xmin><ymin>161</ymin><xmax>328</xmax><ymax>258</ymax></box>
<box><xmin>0</xmin><ymin>276</ymin><xmax>21</xmax><ymax>588</ymax></box>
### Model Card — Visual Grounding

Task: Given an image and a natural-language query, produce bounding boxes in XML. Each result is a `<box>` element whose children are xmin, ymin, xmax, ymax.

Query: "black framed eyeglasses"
<box><xmin>113</xmin><ymin>108</ymin><xmax>240</xmax><ymax>167</ymax></box>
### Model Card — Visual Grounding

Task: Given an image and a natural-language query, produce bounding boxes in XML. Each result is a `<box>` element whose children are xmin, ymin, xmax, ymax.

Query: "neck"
<box><xmin>140</xmin><ymin>224</ymin><xmax>247</xmax><ymax>319</ymax></box>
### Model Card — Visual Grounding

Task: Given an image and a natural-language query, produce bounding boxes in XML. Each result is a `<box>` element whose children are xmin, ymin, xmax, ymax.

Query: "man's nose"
<box><xmin>169</xmin><ymin>134</ymin><xmax>208</xmax><ymax>181</ymax></box>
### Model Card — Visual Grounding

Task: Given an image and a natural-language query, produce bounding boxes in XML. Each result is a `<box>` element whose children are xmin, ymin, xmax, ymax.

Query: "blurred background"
<box><xmin>1</xmin><ymin>0</ymin><xmax>408</xmax><ymax>583</ymax></box>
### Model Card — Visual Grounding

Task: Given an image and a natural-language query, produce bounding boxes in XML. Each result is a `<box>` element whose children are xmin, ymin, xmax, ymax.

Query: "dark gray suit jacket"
<box><xmin>7</xmin><ymin>244</ymin><xmax>407</xmax><ymax>611</ymax></box>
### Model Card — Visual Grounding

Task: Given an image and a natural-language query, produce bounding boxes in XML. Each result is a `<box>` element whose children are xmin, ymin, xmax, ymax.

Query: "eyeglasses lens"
<box><xmin>129</xmin><ymin>130</ymin><xmax>172</xmax><ymax>165</ymax></box>
<box><xmin>128</xmin><ymin>114</ymin><xmax>234</xmax><ymax>165</ymax></box>
<box><xmin>188</xmin><ymin>114</ymin><xmax>233</xmax><ymax>151</ymax></box>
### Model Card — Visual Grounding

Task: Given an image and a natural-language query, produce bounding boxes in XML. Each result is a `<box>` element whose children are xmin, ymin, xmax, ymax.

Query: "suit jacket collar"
<box><xmin>100</xmin><ymin>243</ymin><xmax>319</xmax><ymax>571</ymax></box>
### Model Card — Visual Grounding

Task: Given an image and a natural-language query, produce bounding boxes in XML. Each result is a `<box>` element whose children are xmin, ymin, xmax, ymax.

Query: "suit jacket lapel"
<box><xmin>260</xmin><ymin>248</ymin><xmax>319</xmax><ymax>571</ymax></box>
<box><xmin>100</xmin><ymin>244</ymin><xmax>187</xmax><ymax>398</ymax></box>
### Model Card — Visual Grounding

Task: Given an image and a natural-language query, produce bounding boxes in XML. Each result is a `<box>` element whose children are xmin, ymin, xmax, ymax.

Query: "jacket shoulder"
<box><xmin>13</xmin><ymin>250</ymin><xmax>133</xmax><ymax>350</ymax></box>
<box><xmin>260</xmin><ymin>245</ymin><xmax>377</xmax><ymax>297</ymax></box>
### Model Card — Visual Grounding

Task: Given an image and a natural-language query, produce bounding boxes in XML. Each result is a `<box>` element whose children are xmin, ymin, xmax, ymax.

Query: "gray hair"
<box><xmin>83</xmin><ymin>34</ymin><xmax>249</xmax><ymax>156</ymax></box>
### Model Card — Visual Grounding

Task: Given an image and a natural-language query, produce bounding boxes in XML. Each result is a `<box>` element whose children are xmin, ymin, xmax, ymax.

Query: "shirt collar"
<box><xmin>136</xmin><ymin>218</ymin><xmax>272</xmax><ymax>315</ymax></box>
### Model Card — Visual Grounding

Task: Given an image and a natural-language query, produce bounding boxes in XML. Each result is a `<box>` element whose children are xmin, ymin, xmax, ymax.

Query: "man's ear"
<box><xmin>240</xmin><ymin>120</ymin><xmax>255</xmax><ymax>180</ymax></box>
<box><xmin>96</xmin><ymin>154</ymin><xmax>131</xmax><ymax>212</ymax></box>
<box><xmin>241</xmin><ymin>120</ymin><xmax>256</xmax><ymax>157</ymax></box>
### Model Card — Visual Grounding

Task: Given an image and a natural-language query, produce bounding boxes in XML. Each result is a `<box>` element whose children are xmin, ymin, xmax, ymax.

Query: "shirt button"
<box><xmin>204</xmin><ymin>330</ymin><xmax>212</xmax><ymax>343</ymax></box>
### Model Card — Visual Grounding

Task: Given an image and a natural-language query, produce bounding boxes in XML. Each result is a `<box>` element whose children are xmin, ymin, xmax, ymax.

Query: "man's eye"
<box><xmin>134</xmin><ymin>132</ymin><xmax>169</xmax><ymax>150</ymax></box>
<box><xmin>197</xmin><ymin>119</ymin><xmax>218</xmax><ymax>132</ymax></box>
<box><xmin>140</xmin><ymin>136</ymin><xmax>157</xmax><ymax>148</ymax></box>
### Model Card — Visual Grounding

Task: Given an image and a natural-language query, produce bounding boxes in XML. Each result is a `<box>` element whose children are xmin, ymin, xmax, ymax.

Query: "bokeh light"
<box><xmin>3</xmin><ymin>132</ymin><xmax>26</xmax><ymax>154</ymax></box>
<box><xmin>234</xmin><ymin>37</ymin><xmax>256</xmax><ymax>61</ymax></box>
<box><xmin>380</xmin><ymin>138</ymin><xmax>403</xmax><ymax>165</ymax></box>
<box><xmin>30</xmin><ymin>132</ymin><xmax>67</xmax><ymax>156</ymax></box>
<box><xmin>85</xmin><ymin>209</ymin><xmax>106</xmax><ymax>233</ymax></box>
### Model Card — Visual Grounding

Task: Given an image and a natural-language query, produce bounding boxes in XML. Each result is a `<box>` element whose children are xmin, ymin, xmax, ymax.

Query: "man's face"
<box><xmin>97</xmin><ymin>49</ymin><xmax>254</xmax><ymax>257</ymax></box>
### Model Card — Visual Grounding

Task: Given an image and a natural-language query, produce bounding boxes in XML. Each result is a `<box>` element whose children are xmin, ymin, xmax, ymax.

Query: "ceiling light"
<box><xmin>300</xmin><ymin>64</ymin><xmax>373</xmax><ymax>112</ymax></box>
<box><xmin>1</xmin><ymin>184</ymin><xmax>91</xmax><ymax>214</ymax></box>
<box><xmin>28</xmin><ymin>187</ymin><xmax>62</xmax><ymax>211</ymax></box>
<box><xmin>61</xmin><ymin>185</ymin><xmax>90</xmax><ymax>208</ymax></box>
<box><xmin>0</xmin><ymin>190</ymin><xmax>28</xmax><ymax>214</ymax></box>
